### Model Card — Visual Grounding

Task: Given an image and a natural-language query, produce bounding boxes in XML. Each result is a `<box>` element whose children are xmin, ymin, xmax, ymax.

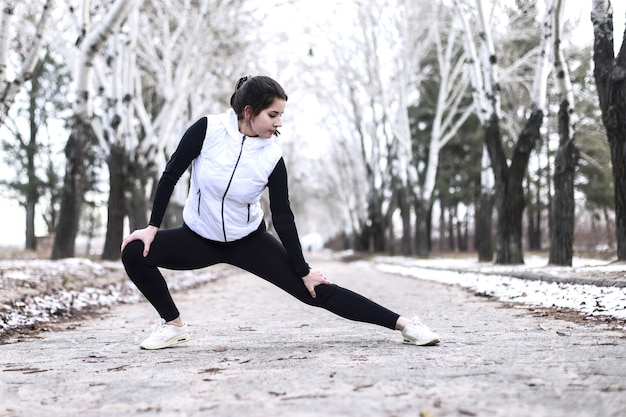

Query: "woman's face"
<box><xmin>247</xmin><ymin>98</ymin><xmax>286</xmax><ymax>139</ymax></box>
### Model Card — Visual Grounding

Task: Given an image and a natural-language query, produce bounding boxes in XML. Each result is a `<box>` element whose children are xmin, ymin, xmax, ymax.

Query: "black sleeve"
<box><xmin>148</xmin><ymin>117</ymin><xmax>208</xmax><ymax>228</ymax></box>
<box><xmin>267</xmin><ymin>157</ymin><xmax>311</xmax><ymax>277</ymax></box>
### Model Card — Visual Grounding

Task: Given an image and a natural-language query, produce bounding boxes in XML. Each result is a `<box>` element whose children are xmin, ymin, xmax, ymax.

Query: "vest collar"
<box><xmin>219</xmin><ymin>108</ymin><xmax>275</xmax><ymax>149</ymax></box>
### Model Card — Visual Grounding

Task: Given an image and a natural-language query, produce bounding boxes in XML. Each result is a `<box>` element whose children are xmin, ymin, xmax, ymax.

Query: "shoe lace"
<box><xmin>149</xmin><ymin>319</ymin><xmax>166</xmax><ymax>335</ymax></box>
<box><xmin>411</xmin><ymin>316</ymin><xmax>424</xmax><ymax>327</ymax></box>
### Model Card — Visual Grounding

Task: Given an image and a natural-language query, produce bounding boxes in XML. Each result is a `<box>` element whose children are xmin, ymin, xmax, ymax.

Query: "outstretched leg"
<box><xmin>226</xmin><ymin>230</ymin><xmax>400</xmax><ymax>330</ymax></box>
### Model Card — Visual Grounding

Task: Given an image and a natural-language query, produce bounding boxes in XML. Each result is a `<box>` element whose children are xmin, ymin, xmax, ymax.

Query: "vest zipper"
<box><xmin>221</xmin><ymin>135</ymin><xmax>246</xmax><ymax>241</ymax></box>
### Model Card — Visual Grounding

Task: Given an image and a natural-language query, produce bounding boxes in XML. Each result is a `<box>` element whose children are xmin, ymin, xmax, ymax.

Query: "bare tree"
<box><xmin>455</xmin><ymin>0</ymin><xmax>552</xmax><ymax>264</ymax></box>
<box><xmin>0</xmin><ymin>51</ymin><xmax>68</xmax><ymax>251</ymax></box>
<box><xmin>0</xmin><ymin>0</ymin><xmax>55</xmax><ymax>127</ymax></box>
<box><xmin>409</xmin><ymin>14</ymin><xmax>473</xmax><ymax>257</ymax></box>
<box><xmin>122</xmin><ymin>0</ymin><xmax>252</xmax><ymax>234</ymax></box>
<box><xmin>453</xmin><ymin>0</ymin><xmax>499</xmax><ymax>261</ymax></box>
<box><xmin>591</xmin><ymin>0</ymin><xmax>626</xmax><ymax>260</ymax></box>
<box><xmin>317</xmin><ymin>1</ymin><xmax>404</xmax><ymax>252</ymax></box>
<box><xmin>52</xmin><ymin>0</ymin><xmax>139</xmax><ymax>259</ymax></box>
<box><xmin>97</xmin><ymin>8</ymin><xmax>139</xmax><ymax>260</ymax></box>
<box><xmin>310</xmin><ymin>0</ymin><xmax>471</xmax><ymax>255</ymax></box>
<box><xmin>66</xmin><ymin>0</ymin><xmax>251</xmax><ymax>260</ymax></box>
<box><xmin>549</xmin><ymin>0</ymin><xmax>579</xmax><ymax>265</ymax></box>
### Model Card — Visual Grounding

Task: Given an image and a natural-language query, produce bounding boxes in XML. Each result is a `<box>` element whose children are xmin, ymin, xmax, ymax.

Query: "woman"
<box><xmin>121</xmin><ymin>75</ymin><xmax>440</xmax><ymax>350</ymax></box>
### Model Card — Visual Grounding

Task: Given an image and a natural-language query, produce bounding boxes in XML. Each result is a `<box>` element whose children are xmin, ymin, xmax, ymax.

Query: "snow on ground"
<box><xmin>0</xmin><ymin>258</ymin><xmax>237</xmax><ymax>338</ymax></box>
<box><xmin>1</xmin><ymin>252</ymin><xmax>625</xmax><ymax>340</ymax></box>
<box><xmin>365</xmin><ymin>255</ymin><xmax>626</xmax><ymax>323</ymax></box>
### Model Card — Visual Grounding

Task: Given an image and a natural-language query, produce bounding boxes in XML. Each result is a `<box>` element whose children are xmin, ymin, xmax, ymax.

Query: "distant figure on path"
<box><xmin>121</xmin><ymin>75</ymin><xmax>440</xmax><ymax>350</ymax></box>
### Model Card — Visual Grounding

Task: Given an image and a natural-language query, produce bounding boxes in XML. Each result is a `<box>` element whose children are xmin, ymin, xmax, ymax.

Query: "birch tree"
<box><xmin>549</xmin><ymin>0</ymin><xmax>579</xmax><ymax>266</ymax></box>
<box><xmin>591</xmin><ymin>0</ymin><xmax>626</xmax><ymax>260</ymax></box>
<box><xmin>0</xmin><ymin>0</ymin><xmax>55</xmax><ymax>128</ymax></box>
<box><xmin>455</xmin><ymin>0</ymin><xmax>551</xmax><ymax>264</ymax></box>
<box><xmin>318</xmin><ymin>0</ymin><xmax>404</xmax><ymax>252</ymax></box>
<box><xmin>97</xmin><ymin>9</ymin><xmax>139</xmax><ymax>260</ymax></box>
<box><xmin>453</xmin><ymin>0</ymin><xmax>499</xmax><ymax>261</ymax></box>
<box><xmin>0</xmin><ymin>0</ymin><xmax>65</xmax><ymax>251</ymax></box>
<box><xmin>124</xmin><ymin>0</ymin><xmax>251</xmax><ymax>232</ymax></box>
<box><xmin>0</xmin><ymin>51</ymin><xmax>68</xmax><ymax>251</ymax></box>
<box><xmin>288</xmin><ymin>0</ymin><xmax>407</xmax><ymax>252</ymax></box>
<box><xmin>410</xmin><ymin>14</ymin><xmax>473</xmax><ymax>257</ymax></box>
<box><xmin>51</xmin><ymin>0</ymin><xmax>139</xmax><ymax>259</ymax></box>
<box><xmin>313</xmin><ymin>0</ymin><xmax>471</xmax><ymax>255</ymax></box>
<box><xmin>89</xmin><ymin>0</ymin><xmax>252</xmax><ymax>259</ymax></box>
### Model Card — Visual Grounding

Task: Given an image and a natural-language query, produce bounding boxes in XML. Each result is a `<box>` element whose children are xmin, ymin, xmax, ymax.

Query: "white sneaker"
<box><xmin>401</xmin><ymin>317</ymin><xmax>440</xmax><ymax>346</ymax></box>
<box><xmin>140</xmin><ymin>319</ymin><xmax>190</xmax><ymax>350</ymax></box>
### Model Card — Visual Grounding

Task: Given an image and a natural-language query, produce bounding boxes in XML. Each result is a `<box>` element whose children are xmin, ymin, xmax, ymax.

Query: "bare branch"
<box><xmin>0</xmin><ymin>0</ymin><xmax>55</xmax><ymax>127</ymax></box>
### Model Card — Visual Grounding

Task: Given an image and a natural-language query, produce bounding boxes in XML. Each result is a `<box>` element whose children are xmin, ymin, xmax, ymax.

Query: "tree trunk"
<box><xmin>606</xmin><ymin>126</ymin><xmax>626</xmax><ymax>260</ymax></box>
<box><xmin>456</xmin><ymin>207</ymin><xmax>465</xmax><ymax>251</ymax></box>
<box><xmin>25</xmin><ymin>199</ymin><xmax>36</xmax><ymax>250</ymax></box>
<box><xmin>386</xmin><ymin>213</ymin><xmax>396</xmax><ymax>256</ymax></box>
<box><xmin>354</xmin><ymin>219</ymin><xmax>370</xmax><ymax>252</ymax></box>
<box><xmin>549</xmin><ymin>100</ymin><xmax>579</xmax><ymax>265</ymax></box>
<box><xmin>527</xmin><ymin>181</ymin><xmax>542</xmax><ymax>251</ymax></box>
<box><xmin>25</xmin><ymin>77</ymin><xmax>40</xmax><ymax>251</ymax></box>
<box><xmin>438</xmin><ymin>202</ymin><xmax>446</xmax><ymax>252</ymax></box>
<box><xmin>476</xmin><ymin>190</ymin><xmax>494</xmax><ymax>261</ymax></box>
<box><xmin>547</xmin><ymin>0</ymin><xmax>577</xmax><ymax>265</ymax></box>
<box><xmin>126</xmin><ymin>169</ymin><xmax>150</xmax><ymax>232</ymax></box>
<box><xmin>414</xmin><ymin>198</ymin><xmax>430</xmax><ymax>258</ymax></box>
<box><xmin>25</xmin><ymin>125</ymin><xmax>38</xmax><ymax>250</ymax></box>
<box><xmin>459</xmin><ymin>214</ymin><xmax>469</xmax><ymax>252</ymax></box>
<box><xmin>494</xmin><ymin>184</ymin><xmax>524</xmax><ymax>264</ymax></box>
<box><xmin>51</xmin><ymin>118</ymin><xmax>91</xmax><ymax>259</ymax></box>
<box><xmin>102</xmin><ymin>143</ymin><xmax>126</xmax><ymax>260</ymax></box>
<box><xmin>591</xmin><ymin>0</ymin><xmax>626</xmax><ymax>260</ymax></box>
<box><xmin>368</xmin><ymin>194</ymin><xmax>386</xmax><ymax>253</ymax></box>
<box><xmin>447</xmin><ymin>206</ymin><xmax>456</xmax><ymax>252</ymax></box>
<box><xmin>383</xmin><ymin>189</ymin><xmax>397</xmax><ymax>255</ymax></box>
<box><xmin>603</xmin><ymin>206</ymin><xmax>615</xmax><ymax>251</ymax></box>
<box><xmin>398</xmin><ymin>188</ymin><xmax>412</xmax><ymax>255</ymax></box>
<box><xmin>487</xmin><ymin>109</ymin><xmax>543</xmax><ymax>264</ymax></box>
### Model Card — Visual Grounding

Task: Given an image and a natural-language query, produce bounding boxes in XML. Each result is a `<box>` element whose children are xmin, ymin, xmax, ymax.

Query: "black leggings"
<box><xmin>121</xmin><ymin>224</ymin><xmax>400</xmax><ymax>330</ymax></box>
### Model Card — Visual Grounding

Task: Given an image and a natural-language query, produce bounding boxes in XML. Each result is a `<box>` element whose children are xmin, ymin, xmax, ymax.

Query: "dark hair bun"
<box><xmin>235</xmin><ymin>75</ymin><xmax>251</xmax><ymax>91</ymax></box>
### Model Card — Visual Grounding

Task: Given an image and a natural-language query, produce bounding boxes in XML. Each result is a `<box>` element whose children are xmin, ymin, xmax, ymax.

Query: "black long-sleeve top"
<box><xmin>148</xmin><ymin>116</ymin><xmax>311</xmax><ymax>277</ymax></box>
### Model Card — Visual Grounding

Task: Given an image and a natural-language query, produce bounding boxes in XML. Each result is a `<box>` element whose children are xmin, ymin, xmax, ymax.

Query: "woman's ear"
<box><xmin>244</xmin><ymin>105</ymin><xmax>253</xmax><ymax>120</ymax></box>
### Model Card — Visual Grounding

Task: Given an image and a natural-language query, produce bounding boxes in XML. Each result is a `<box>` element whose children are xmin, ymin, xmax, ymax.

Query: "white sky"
<box><xmin>0</xmin><ymin>0</ymin><xmax>624</xmax><ymax>248</ymax></box>
<box><xmin>572</xmin><ymin>2</ymin><xmax>625</xmax><ymax>50</ymax></box>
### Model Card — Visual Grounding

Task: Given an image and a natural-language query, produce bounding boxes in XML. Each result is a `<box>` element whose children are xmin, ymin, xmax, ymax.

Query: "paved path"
<box><xmin>1</xmin><ymin>254</ymin><xmax>625</xmax><ymax>417</ymax></box>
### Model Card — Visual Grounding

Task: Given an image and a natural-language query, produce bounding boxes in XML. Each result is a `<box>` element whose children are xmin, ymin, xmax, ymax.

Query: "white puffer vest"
<box><xmin>182</xmin><ymin>109</ymin><xmax>283</xmax><ymax>242</ymax></box>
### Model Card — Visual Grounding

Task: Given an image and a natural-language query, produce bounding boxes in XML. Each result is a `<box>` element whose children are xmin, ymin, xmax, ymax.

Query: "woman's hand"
<box><xmin>302</xmin><ymin>270</ymin><xmax>333</xmax><ymax>298</ymax></box>
<box><xmin>120</xmin><ymin>225</ymin><xmax>159</xmax><ymax>257</ymax></box>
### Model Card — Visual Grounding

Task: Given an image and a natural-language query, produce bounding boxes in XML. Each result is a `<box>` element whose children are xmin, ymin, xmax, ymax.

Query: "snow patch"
<box><xmin>367</xmin><ymin>257</ymin><xmax>626</xmax><ymax>323</ymax></box>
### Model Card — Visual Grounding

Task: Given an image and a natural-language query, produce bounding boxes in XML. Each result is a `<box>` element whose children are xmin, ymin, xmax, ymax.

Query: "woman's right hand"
<box><xmin>302</xmin><ymin>269</ymin><xmax>333</xmax><ymax>299</ymax></box>
<box><xmin>120</xmin><ymin>225</ymin><xmax>159</xmax><ymax>257</ymax></box>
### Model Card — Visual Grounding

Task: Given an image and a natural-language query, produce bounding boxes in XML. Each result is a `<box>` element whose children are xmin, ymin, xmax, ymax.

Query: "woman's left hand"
<box><xmin>302</xmin><ymin>270</ymin><xmax>333</xmax><ymax>298</ymax></box>
<box><xmin>120</xmin><ymin>225</ymin><xmax>159</xmax><ymax>256</ymax></box>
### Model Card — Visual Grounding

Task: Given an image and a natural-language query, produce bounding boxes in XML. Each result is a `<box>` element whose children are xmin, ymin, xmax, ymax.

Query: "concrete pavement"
<box><xmin>1</xmin><ymin>254</ymin><xmax>625</xmax><ymax>416</ymax></box>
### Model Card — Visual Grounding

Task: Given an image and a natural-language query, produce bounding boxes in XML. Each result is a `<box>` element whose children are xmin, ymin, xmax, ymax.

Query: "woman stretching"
<box><xmin>121</xmin><ymin>75</ymin><xmax>440</xmax><ymax>350</ymax></box>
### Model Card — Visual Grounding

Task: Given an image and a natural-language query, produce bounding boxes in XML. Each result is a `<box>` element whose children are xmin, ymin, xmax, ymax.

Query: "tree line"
<box><xmin>0</xmin><ymin>0</ymin><xmax>623</xmax><ymax>266</ymax></box>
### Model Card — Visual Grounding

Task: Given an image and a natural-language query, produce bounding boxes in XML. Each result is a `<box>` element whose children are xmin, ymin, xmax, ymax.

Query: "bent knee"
<box><xmin>121</xmin><ymin>240</ymin><xmax>145</xmax><ymax>267</ymax></box>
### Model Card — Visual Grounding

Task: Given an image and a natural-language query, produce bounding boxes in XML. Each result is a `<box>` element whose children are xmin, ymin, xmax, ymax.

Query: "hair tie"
<box><xmin>236</xmin><ymin>75</ymin><xmax>251</xmax><ymax>90</ymax></box>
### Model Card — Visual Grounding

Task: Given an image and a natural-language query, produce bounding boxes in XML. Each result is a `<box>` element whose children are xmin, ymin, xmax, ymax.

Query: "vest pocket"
<box><xmin>247</xmin><ymin>204</ymin><xmax>250</xmax><ymax>222</ymax></box>
<box><xmin>196</xmin><ymin>189</ymin><xmax>201</xmax><ymax>215</ymax></box>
